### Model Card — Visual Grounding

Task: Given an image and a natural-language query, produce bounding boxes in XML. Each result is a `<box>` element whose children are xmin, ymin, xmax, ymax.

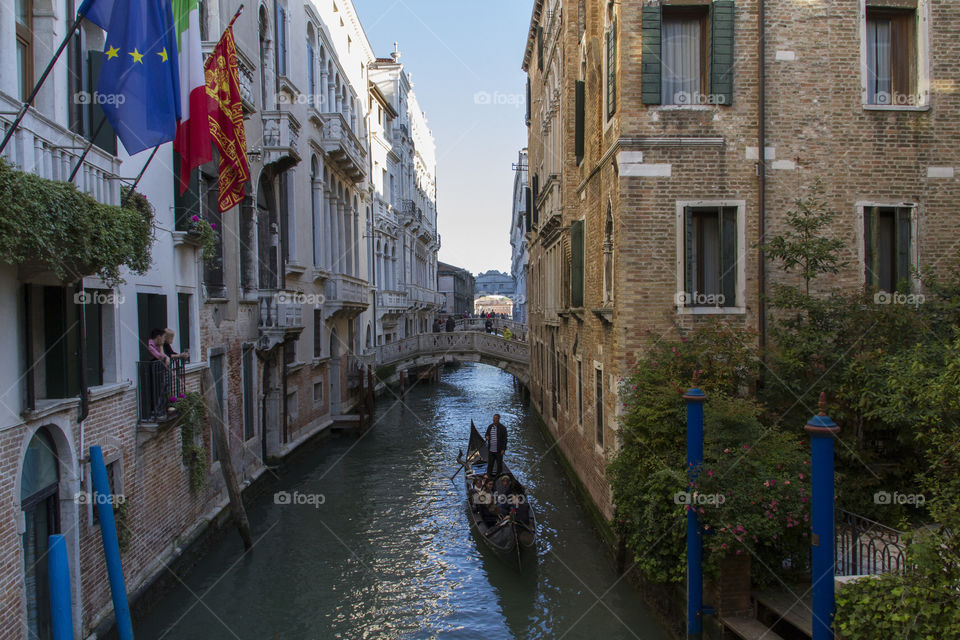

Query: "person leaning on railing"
<box><xmin>146</xmin><ymin>328</ymin><xmax>176</xmax><ymax>418</ymax></box>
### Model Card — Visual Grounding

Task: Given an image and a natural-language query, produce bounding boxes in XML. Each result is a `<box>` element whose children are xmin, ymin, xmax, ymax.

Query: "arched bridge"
<box><xmin>372</xmin><ymin>321</ymin><xmax>529</xmax><ymax>385</ymax></box>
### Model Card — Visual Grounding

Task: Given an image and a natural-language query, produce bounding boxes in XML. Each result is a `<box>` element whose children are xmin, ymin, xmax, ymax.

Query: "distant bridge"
<box><xmin>371</xmin><ymin>322</ymin><xmax>529</xmax><ymax>385</ymax></box>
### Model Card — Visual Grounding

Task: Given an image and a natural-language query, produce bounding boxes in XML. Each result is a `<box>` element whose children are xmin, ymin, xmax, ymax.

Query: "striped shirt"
<box><xmin>488</xmin><ymin>425</ymin><xmax>499</xmax><ymax>452</ymax></box>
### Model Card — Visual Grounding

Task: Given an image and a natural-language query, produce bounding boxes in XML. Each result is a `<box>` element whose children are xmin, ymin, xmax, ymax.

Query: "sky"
<box><xmin>353</xmin><ymin>0</ymin><xmax>533</xmax><ymax>276</ymax></box>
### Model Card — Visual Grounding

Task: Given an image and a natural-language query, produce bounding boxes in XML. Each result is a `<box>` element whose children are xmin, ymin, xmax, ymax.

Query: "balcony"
<box><xmin>405</xmin><ymin>284</ymin><xmax>445</xmax><ymax>310</ymax></box>
<box><xmin>0</xmin><ymin>93</ymin><xmax>120</xmax><ymax>206</ymax></box>
<box><xmin>137</xmin><ymin>358</ymin><xmax>187</xmax><ymax>424</ymax></box>
<box><xmin>261</xmin><ymin>110</ymin><xmax>301</xmax><ymax>171</ymax></box>
<box><xmin>324</xmin><ymin>274</ymin><xmax>369</xmax><ymax>319</ymax></box>
<box><xmin>315</xmin><ymin>113</ymin><xmax>366</xmax><ymax>183</ymax></box>
<box><xmin>258</xmin><ymin>289</ymin><xmax>305</xmax><ymax>351</ymax></box>
<box><xmin>377</xmin><ymin>289</ymin><xmax>408</xmax><ymax>314</ymax></box>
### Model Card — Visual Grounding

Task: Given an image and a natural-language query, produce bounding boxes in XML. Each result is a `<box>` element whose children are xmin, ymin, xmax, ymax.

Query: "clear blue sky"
<box><xmin>354</xmin><ymin>0</ymin><xmax>533</xmax><ymax>276</ymax></box>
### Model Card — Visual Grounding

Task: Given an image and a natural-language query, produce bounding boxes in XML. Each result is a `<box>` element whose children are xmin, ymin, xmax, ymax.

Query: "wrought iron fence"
<box><xmin>835</xmin><ymin>508</ymin><xmax>907</xmax><ymax>576</ymax></box>
<box><xmin>137</xmin><ymin>358</ymin><xmax>186</xmax><ymax>422</ymax></box>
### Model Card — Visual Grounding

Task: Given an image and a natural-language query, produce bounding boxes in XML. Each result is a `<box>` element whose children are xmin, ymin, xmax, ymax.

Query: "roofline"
<box><xmin>521</xmin><ymin>0</ymin><xmax>545</xmax><ymax>72</ymax></box>
<box><xmin>369</xmin><ymin>81</ymin><xmax>399</xmax><ymax>118</ymax></box>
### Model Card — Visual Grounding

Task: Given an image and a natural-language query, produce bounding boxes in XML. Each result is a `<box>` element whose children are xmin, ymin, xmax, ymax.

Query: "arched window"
<box><xmin>258</xmin><ymin>6</ymin><xmax>271</xmax><ymax>107</ymax></box>
<box><xmin>306</xmin><ymin>24</ymin><xmax>316</xmax><ymax>106</ymax></box>
<box><xmin>21</xmin><ymin>427</ymin><xmax>60</xmax><ymax>640</ymax></box>
<box><xmin>311</xmin><ymin>155</ymin><xmax>321</xmax><ymax>266</ymax></box>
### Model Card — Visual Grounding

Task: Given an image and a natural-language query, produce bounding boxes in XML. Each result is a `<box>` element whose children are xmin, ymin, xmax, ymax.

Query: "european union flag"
<box><xmin>81</xmin><ymin>0</ymin><xmax>181</xmax><ymax>155</ymax></box>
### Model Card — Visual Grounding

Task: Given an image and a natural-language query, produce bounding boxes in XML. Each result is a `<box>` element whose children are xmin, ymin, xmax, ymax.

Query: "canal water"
<box><xmin>135</xmin><ymin>363</ymin><xmax>670</xmax><ymax>640</ymax></box>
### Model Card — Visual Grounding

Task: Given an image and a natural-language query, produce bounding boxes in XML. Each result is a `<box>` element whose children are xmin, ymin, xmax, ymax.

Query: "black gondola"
<box><xmin>456</xmin><ymin>420</ymin><xmax>536</xmax><ymax>569</ymax></box>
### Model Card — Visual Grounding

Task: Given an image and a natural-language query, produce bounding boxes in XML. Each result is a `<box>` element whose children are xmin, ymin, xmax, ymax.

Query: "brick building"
<box><xmin>523</xmin><ymin>0</ymin><xmax>960</xmax><ymax>519</ymax></box>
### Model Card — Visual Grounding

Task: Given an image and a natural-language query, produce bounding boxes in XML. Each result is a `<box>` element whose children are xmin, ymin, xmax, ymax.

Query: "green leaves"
<box><xmin>0</xmin><ymin>159</ymin><xmax>153</xmax><ymax>286</ymax></box>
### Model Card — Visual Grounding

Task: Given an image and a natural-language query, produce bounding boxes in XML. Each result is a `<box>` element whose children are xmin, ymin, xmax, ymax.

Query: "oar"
<box><xmin>512</xmin><ymin>512</ymin><xmax>522</xmax><ymax>571</ymax></box>
<box><xmin>450</xmin><ymin>449</ymin><xmax>465</xmax><ymax>482</ymax></box>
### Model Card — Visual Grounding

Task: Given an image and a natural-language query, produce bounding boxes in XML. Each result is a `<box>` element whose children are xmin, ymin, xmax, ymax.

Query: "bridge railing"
<box><xmin>374</xmin><ymin>330</ymin><xmax>529</xmax><ymax>367</ymax></box>
<box><xmin>453</xmin><ymin>318</ymin><xmax>528</xmax><ymax>341</ymax></box>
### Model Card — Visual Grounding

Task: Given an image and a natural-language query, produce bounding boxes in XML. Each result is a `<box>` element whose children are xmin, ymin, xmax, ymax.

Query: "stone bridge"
<box><xmin>371</xmin><ymin>324</ymin><xmax>529</xmax><ymax>386</ymax></box>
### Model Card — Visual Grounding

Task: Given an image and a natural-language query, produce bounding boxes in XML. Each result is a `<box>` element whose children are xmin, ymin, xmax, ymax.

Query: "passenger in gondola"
<box><xmin>477</xmin><ymin>478</ymin><xmax>499</xmax><ymax>526</ymax></box>
<box><xmin>468</xmin><ymin>475</ymin><xmax>483</xmax><ymax>507</ymax></box>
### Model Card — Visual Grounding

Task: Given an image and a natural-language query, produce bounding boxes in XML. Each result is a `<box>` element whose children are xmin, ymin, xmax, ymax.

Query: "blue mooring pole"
<box><xmin>805</xmin><ymin>393</ymin><xmax>839</xmax><ymax>640</ymax></box>
<box><xmin>48</xmin><ymin>534</ymin><xmax>73</xmax><ymax>639</ymax></box>
<box><xmin>684</xmin><ymin>385</ymin><xmax>707</xmax><ymax>639</ymax></box>
<box><xmin>89</xmin><ymin>445</ymin><xmax>134</xmax><ymax>640</ymax></box>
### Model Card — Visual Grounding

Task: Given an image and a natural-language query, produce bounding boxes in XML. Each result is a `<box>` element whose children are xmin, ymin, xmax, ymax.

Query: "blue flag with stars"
<box><xmin>84</xmin><ymin>0</ymin><xmax>181</xmax><ymax>155</ymax></box>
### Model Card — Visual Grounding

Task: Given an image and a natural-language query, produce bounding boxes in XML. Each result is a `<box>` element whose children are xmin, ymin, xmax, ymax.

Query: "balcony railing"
<box><xmin>137</xmin><ymin>358</ymin><xmax>186</xmax><ymax>423</ymax></box>
<box><xmin>258</xmin><ymin>289</ymin><xmax>304</xmax><ymax>329</ymax></box>
<box><xmin>317</xmin><ymin>112</ymin><xmax>366</xmax><ymax>182</ymax></box>
<box><xmin>377</xmin><ymin>289</ymin><xmax>408</xmax><ymax>312</ymax></box>
<box><xmin>0</xmin><ymin>93</ymin><xmax>120</xmax><ymax>206</ymax></box>
<box><xmin>261</xmin><ymin>110</ymin><xmax>301</xmax><ymax>169</ymax></box>
<box><xmin>405</xmin><ymin>284</ymin><xmax>445</xmax><ymax>309</ymax></box>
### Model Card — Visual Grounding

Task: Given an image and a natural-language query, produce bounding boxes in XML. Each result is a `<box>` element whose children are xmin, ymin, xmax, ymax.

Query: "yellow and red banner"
<box><xmin>204</xmin><ymin>24</ymin><xmax>249</xmax><ymax>212</ymax></box>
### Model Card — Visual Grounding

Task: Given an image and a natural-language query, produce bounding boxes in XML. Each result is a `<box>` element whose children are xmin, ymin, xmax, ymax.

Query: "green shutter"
<box><xmin>710</xmin><ymin>0</ymin><xmax>736</xmax><ymax>106</ymax></box>
<box><xmin>720</xmin><ymin>207</ymin><xmax>738</xmax><ymax>306</ymax></box>
<box><xmin>864</xmin><ymin>207</ymin><xmax>877</xmax><ymax>288</ymax></box>
<box><xmin>684</xmin><ymin>207</ymin><xmax>694</xmax><ymax>304</ymax></box>
<box><xmin>575</xmin><ymin>80</ymin><xmax>585</xmax><ymax>163</ymax></box>
<box><xmin>532</xmin><ymin>174</ymin><xmax>539</xmax><ymax>226</ymax></box>
<box><xmin>641</xmin><ymin>5</ymin><xmax>662</xmax><ymax>105</ymax></box>
<box><xmin>607</xmin><ymin>18</ymin><xmax>618</xmax><ymax>118</ymax></box>
<box><xmin>896</xmin><ymin>207</ymin><xmax>912</xmax><ymax>290</ymax></box>
<box><xmin>571</xmin><ymin>220</ymin><xmax>584</xmax><ymax>308</ymax></box>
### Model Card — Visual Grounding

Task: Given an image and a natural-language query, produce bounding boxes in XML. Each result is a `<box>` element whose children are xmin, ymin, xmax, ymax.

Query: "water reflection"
<box><xmin>135</xmin><ymin>364</ymin><xmax>670</xmax><ymax>640</ymax></box>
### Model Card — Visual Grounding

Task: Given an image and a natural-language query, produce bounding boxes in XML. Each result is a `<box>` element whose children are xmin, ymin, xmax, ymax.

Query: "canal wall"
<box><xmin>528</xmin><ymin>404</ymin><xmax>686</xmax><ymax>640</ymax></box>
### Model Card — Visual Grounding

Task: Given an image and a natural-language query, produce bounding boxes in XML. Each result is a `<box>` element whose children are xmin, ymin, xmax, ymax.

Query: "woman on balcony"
<box><xmin>147</xmin><ymin>329</ymin><xmax>175</xmax><ymax>419</ymax></box>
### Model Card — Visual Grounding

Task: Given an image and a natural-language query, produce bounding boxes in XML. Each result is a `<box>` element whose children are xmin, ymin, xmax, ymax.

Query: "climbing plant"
<box><xmin>174</xmin><ymin>392</ymin><xmax>209</xmax><ymax>494</ymax></box>
<box><xmin>0</xmin><ymin>158</ymin><xmax>153</xmax><ymax>286</ymax></box>
<box><xmin>187</xmin><ymin>214</ymin><xmax>218</xmax><ymax>261</ymax></box>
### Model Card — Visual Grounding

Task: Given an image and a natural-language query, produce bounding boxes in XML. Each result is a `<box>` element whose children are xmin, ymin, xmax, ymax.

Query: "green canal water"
<box><xmin>134</xmin><ymin>363</ymin><xmax>671</xmax><ymax>640</ymax></box>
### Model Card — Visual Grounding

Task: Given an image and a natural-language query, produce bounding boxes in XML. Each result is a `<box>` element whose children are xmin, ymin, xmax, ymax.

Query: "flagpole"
<box><xmin>0</xmin><ymin>11</ymin><xmax>87</xmax><ymax>155</ymax></box>
<box><xmin>67</xmin><ymin>113</ymin><xmax>108</xmax><ymax>182</ymax></box>
<box><xmin>226</xmin><ymin>4</ymin><xmax>245</xmax><ymax>30</ymax></box>
<box><xmin>121</xmin><ymin>145</ymin><xmax>160</xmax><ymax>207</ymax></box>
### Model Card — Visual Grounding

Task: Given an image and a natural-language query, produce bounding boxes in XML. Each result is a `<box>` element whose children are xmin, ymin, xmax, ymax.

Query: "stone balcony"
<box><xmin>377</xmin><ymin>289</ymin><xmax>408</xmax><ymax>314</ymax></box>
<box><xmin>0</xmin><ymin>92</ymin><xmax>121</xmax><ymax>206</ymax></box>
<box><xmin>312</xmin><ymin>112</ymin><xmax>366</xmax><ymax>183</ymax></box>
<box><xmin>405</xmin><ymin>284</ymin><xmax>445</xmax><ymax>310</ymax></box>
<box><xmin>257</xmin><ymin>289</ymin><xmax>305</xmax><ymax>351</ymax></box>
<box><xmin>261</xmin><ymin>110</ymin><xmax>301</xmax><ymax>171</ymax></box>
<box><xmin>324</xmin><ymin>274</ymin><xmax>369</xmax><ymax>319</ymax></box>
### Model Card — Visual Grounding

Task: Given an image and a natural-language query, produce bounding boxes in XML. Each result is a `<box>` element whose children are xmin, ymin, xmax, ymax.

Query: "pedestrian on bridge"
<box><xmin>485</xmin><ymin>414</ymin><xmax>508</xmax><ymax>477</ymax></box>
<box><xmin>446</xmin><ymin>316</ymin><xmax>455</xmax><ymax>332</ymax></box>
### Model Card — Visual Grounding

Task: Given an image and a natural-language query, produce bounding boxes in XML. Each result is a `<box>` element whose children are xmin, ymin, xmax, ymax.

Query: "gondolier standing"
<box><xmin>485</xmin><ymin>414</ymin><xmax>508</xmax><ymax>477</ymax></box>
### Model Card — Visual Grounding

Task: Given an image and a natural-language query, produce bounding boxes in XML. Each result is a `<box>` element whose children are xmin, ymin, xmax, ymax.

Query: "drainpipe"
<box><xmin>77</xmin><ymin>279</ymin><xmax>89</xmax><ymax>424</ymax></box>
<box><xmin>757</xmin><ymin>0</ymin><xmax>768</xmax><ymax>355</ymax></box>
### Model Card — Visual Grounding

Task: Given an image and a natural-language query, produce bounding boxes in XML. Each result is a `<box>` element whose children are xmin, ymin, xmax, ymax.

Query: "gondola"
<box><xmin>455</xmin><ymin>420</ymin><xmax>536</xmax><ymax>569</ymax></box>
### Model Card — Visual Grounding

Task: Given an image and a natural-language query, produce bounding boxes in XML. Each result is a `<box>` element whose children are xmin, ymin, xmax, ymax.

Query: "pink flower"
<box><xmin>169</xmin><ymin>396</ymin><xmax>177</xmax><ymax>402</ymax></box>
<box><xmin>721</xmin><ymin>543</ymin><xmax>727</xmax><ymax>549</ymax></box>
<box><xmin>798</xmin><ymin>473</ymin><xmax>805</xmax><ymax>480</ymax></box>
<box><xmin>743</xmin><ymin>444</ymin><xmax>751</xmax><ymax>451</ymax></box>
<box><xmin>707</xmin><ymin>470</ymin><xmax>714</xmax><ymax>477</ymax></box>
<box><xmin>191</xmin><ymin>215</ymin><xmax>199</xmax><ymax>222</ymax></box>
<box><xmin>210</xmin><ymin>223</ymin><xmax>217</xmax><ymax>230</ymax></box>
<box><xmin>723</xmin><ymin>448</ymin><xmax>730</xmax><ymax>454</ymax></box>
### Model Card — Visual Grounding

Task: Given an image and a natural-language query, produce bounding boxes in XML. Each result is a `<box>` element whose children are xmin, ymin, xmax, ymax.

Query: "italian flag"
<box><xmin>172</xmin><ymin>0</ymin><xmax>212</xmax><ymax>192</ymax></box>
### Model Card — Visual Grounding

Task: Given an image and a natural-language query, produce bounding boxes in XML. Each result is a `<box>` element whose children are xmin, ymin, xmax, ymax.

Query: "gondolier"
<box><xmin>485</xmin><ymin>414</ymin><xmax>508</xmax><ymax>477</ymax></box>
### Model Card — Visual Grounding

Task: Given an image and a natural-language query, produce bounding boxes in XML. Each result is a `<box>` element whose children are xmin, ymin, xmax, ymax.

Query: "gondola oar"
<box><xmin>450</xmin><ymin>449</ymin><xmax>466</xmax><ymax>482</ymax></box>
<box><xmin>512</xmin><ymin>512</ymin><xmax>522</xmax><ymax>571</ymax></box>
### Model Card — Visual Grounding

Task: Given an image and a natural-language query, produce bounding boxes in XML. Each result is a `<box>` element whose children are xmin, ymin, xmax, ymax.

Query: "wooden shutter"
<box><xmin>720</xmin><ymin>207</ymin><xmax>738</xmax><ymax>306</ymax></box>
<box><xmin>710</xmin><ymin>1</ymin><xmax>735</xmax><ymax>106</ymax></box>
<box><xmin>571</xmin><ymin>220</ymin><xmax>584</xmax><ymax>308</ymax></box>
<box><xmin>575</xmin><ymin>80</ymin><xmax>585</xmax><ymax>164</ymax></box>
<box><xmin>896</xmin><ymin>207</ymin><xmax>912</xmax><ymax>289</ymax></box>
<box><xmin>525</xmin><ymin>77</ymin><xmax>531</xmax><ymax>124</ymax></box>
<box><xmin>537</xmin><ymin>26</ymin><xmax>544</xmax><ymax>71</ymax></box>
<box><xmin>864</xmin><ymin>207</ymin><xmax>878</xmax><ymax>288</ymax></box>
<box><xmin>85</xmin><ymin>301</ymin><xmax>103</xmax><ymax>387</ymax></box>
<box><xmin>890</xmin><ymin>12</ymin><xmax>916</xmax><ymax>100</ymax></box>
<box><xmin>532</xmin><ymin>174</ymin><xmax>539</xmax><ymax>226</ymax></box>
<box><xmin>684</xmin><ymin>207</ymin><xmax>695</xmax><ymax>303</ymax></box>
<box><xmin>641</xmin><ymin>5</ymin><xmax>662</xmax><ymax>105</ymax></box>
<box><xmin>275</xmin><ymin>1</ymin><xmax>287</xmax><ymax>76</ymax></box>
<box><xmin>607</xmin><ymin>17</ymin><xmax>618</xmax><ymax>118</ymax></box>
<box><xmin>524</xmin><ymin>186</ymin><xmax>532</xmax><ymax>232</ymax></box>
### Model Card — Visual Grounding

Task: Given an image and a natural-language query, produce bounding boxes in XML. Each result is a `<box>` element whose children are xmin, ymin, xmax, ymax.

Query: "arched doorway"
<box><xmin>21</xmin><ymin>427</ymin><xmax>60</xmax><ymax>640</ymax></box>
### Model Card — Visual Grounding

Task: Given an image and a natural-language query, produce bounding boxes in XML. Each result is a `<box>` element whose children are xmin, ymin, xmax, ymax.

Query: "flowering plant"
<box><xmin>187</xmin><ymin>215</ymin><xmax>218</xmax><ymax>261</ymax></box>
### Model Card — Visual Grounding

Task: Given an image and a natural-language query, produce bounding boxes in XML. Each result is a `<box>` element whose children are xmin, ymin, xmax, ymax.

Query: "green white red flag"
<box><xmin>172</xmin><ymin>0</ymin><xmax>212</xmax><ymax>192</ymax></box>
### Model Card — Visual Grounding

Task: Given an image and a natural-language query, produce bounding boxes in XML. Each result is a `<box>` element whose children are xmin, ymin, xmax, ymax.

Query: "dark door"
<box><xmin>21</xmin><ymin>428</ymin><xmax>61</xmax><ymax>640</ymax></box>
<box><xmin>137</xmin><ymin>293</ymin><xmax>167</xmax><ymax>361</ymax></box>
<box><xmin>43</xmin><ymin>286</ymin><xmax>79</xmax><ymax>399</ymax></box>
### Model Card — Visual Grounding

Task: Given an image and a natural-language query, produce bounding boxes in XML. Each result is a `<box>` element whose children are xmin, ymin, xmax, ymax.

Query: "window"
<box><xmin>177</xmin><ymin>293</ymin><xmax>192</xmax><ymax>357</ymax></box>
<box><xmin>595</xmin><ymin>367</ymin><xmax>604</xmax><ymax>446</ymax></box>
<box><xmin>661</xmin><ymin>8</ymin><xmax>707</xmax><ymax>106</ymax></box>
<box><xmin>242</xmin><ymin>345</ymin><xmax>255</xmax><ymax>440</ymax></box>
<box><xmin>574</xmin><ymin>80</ymin><xmax>585</xmax><ymax>164</ymax></box>
<box><xmin>307</xmin><ymin>37</ymin><xmax>315</xmax><ymax>106</ymax></box>
<box><xmin>864</xmin><ymin>205</ymin><xmax>913</xmax><ymax>292</ymax></box>
<box><xmin>198</xmin><ymin>0</ymin><xmax>209</xmax><ymax>40</ymax></box>
<box><xmin>570</xmin><ymin>220</ymin><xmax>584</xmax><ymax>307</ymax></box>
<box><xmin>606</xmin><ymin>14</ymin><xmax>617</xmax><ymax>118</ymax></box>
<box><xmin>16</xmin><ymin>0</ymin><xmax>33</xmax><ymax>100</ymax></box>
<box><xmin>313</xmin><ymin>381</ymin><xmax>323</xmax><ymax>404</ymax></box>
<box><xmin>642</xmin><ymin>2</ymin><xmax>735</xmax><ymax>106</ymax></box>
<box><xmin>865</xmin><ymin>8</ymin><xmax>917</xmax><ymax>106</ymax></box>
<box><xmin>284</xmin><ymin>338</ymin><xmax>297</xmax><ymax>367</ymax></box>
<box><xmin>577</xmin><ymin>359</ymin><xmax>583</xmax><ymax>424</ymax></box>
<box><xmin>681</xmin><ymin>205</ymin><xmax>740</xmax><ymax>308</ymax></box>
<box><xmin>202</xmin><ymin>174</ymin><xmax>225</xmax><ymax>297</ymax></box>
<box><xmin>314</xmin><ymin>309</ymin><xmax>323</xmax><ymax>358</ymax></box>
<box><xmin>67</xmin><ymin>0</ymin><xmax>85</xmax><ymax>135</ymax></box>
<box><xmin>275</xmin><ymin>0</ymin><xmax>288</xmax><ymax>77</ymax></box>
<box><xmin>603</xmin><ymin>208</ymin><xmax>614</xmax><ymax>305</ymax></box>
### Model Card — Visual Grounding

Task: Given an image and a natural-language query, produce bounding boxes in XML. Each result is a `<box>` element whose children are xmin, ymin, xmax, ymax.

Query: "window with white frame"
<box><xmin>863</xmin><ymin>205</ymin><xmax>915</xmax><ymax>292</ymax></box>
<box><xmin>864</xmin><ymin>2</ymin><xmax>926</xmax><ymax>107</ymax></box>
